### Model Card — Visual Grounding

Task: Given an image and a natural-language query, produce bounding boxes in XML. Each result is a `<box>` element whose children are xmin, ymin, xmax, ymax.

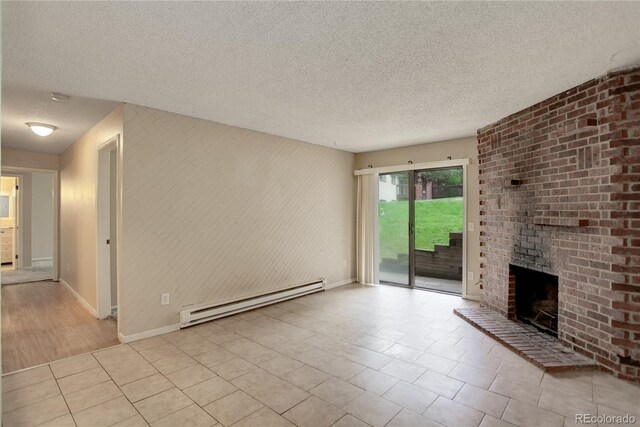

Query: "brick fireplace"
<box><xmin>477</xmin><ymin>66</ymin><xmax>640</xmax><ymax>380</ymax></box>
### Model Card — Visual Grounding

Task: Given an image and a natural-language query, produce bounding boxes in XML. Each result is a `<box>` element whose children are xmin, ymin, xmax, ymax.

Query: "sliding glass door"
<box><xmin>378</xmin><ymin>166</ymin><xmax>464</xmax><ymax>295</ymax></box>
<box><xmin>378</xmin><ymin>172</ymin><xmax>410</xmax><ymax>286</ymax></box>
<box><xmin>413</xmin><ymin>167</ymin><xmax>463</xmax><ymax>295</ymax></box>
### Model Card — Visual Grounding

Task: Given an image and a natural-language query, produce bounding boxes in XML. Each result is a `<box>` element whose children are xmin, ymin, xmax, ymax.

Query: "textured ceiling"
<box><xmin>3</xmin><ymin>1</ymin><xmax>639</xmax><ymax>154</ymax></box>
<box><xmin>1</xmin><ymin>86</ymin><xmax>118</xmax><ymax>154</ymax></box>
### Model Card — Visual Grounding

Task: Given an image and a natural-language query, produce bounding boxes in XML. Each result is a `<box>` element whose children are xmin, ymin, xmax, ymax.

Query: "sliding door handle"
<box><xmin>409</xmin><ymin>222</ymin><xmax>415</xmax><ymax>235</ymax></box>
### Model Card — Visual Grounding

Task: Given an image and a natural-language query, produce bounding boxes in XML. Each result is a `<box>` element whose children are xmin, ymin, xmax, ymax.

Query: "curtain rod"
<box><xmin>354</xmin><ymin>158</ymin><xmax>470</xmax><ymax>175</ymax></box>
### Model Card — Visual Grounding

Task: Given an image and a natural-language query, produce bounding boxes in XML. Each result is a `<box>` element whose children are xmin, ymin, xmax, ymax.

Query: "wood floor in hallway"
<box><xmin>1</xmin><ymin>280</ymin><xmax>120</xmax><ymax>373</ymax></box>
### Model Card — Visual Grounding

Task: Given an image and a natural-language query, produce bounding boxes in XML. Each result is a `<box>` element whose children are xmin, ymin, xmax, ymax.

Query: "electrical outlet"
<box><xmin>467</xmin><ymin>271</ymin><xmax>474</xmax><ymax>281</ymax></box>
<box><xmin>468</xmin><ymin>222</ymin><xmax>474</xmax><ymax>232</ymax></box>
<box><xmin>161</xmin><ymin>293</ymin><xmax>170</xmax><ymax>305</ymax></box>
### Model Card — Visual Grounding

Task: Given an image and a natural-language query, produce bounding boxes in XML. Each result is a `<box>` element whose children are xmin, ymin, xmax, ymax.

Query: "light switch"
<box><xmin>468</xmin><ymin>222</ymin><xmax>474</xmax><ymax>232</ymax></box>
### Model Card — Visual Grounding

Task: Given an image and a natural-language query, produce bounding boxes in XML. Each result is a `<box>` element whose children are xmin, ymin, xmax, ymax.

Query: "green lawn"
<box><xmin>379</xmin><ymin>197</ymin><xmax>463</xmax><ymax>259</ymax></box>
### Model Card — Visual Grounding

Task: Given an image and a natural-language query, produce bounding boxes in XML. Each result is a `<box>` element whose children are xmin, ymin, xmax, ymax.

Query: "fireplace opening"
<box><xmin>510</xmin><ymin>265</ymin><xmax>559</xmax><ymax>336</ymax></box>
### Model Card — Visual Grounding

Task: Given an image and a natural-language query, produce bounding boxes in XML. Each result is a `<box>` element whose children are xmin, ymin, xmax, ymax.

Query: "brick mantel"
<box><xmin>477</xmin><ymin>66</ymin><xmax>640</xmax><ymax>380</ymax></box>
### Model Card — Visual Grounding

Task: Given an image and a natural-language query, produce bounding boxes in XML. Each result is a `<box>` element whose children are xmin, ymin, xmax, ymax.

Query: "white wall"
<box><xmin>120</xmin><ymin>104</ymin><xmax>356</xmax><ymax>335</ymax></box>
<box><xmin>31</xmin><ymin>172</ymin><xmax>54</xmax><ymax>261</ymax></box>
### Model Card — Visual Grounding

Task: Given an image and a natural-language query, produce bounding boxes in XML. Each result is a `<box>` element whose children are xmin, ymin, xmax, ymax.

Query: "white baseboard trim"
<box><xmin>59</xmin><ymin>278</ymin><xmax>98</xmax><ymax>318</ymax></box>
<box><xmin>118</xmin><ymin>279</ymin><xmax>356</xmax><ymax>344</ymax></box>
<box><xmin>118</xmin><ymin>323</ymin><xmax>181</xmax><ymax>343</ymax></box>
<box><xmin>325</xmin><ymin>278</ymin><xmax>357</xmax><ymax>290</ymax></box>
<box><xmin>463</xmin><ymin>294</ymin><xmax>482</xmax><ymax>302</ymax></box>
<box><xmin>33</xmin><ymin>257</ymin><xmax>53</xmax><ymax>262</ymax></box>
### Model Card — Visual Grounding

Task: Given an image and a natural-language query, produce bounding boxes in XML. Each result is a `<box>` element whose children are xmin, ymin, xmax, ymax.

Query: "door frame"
<box><xmin>96</xmin><ymin>134</ymin><xmax>121</xmax><ymax>320</ymax></box>
<box><xmin>10</xmin><ymin>175</ymin><xmax>21</xmax><ymax>270</ymax></box>
<box><xmin>408</xmin><ymin>171</ymin><xmax>415</xmax><ymax>289</ymax></box>
<box><xmin>370</xmin><ymin>159</ymin><xmax>469</xmax><ymax>297</ymax></box>
<box><xmin>2</xmin><ymin>168</ymin><xmax>59</xmax><ymax>278</ymax></box>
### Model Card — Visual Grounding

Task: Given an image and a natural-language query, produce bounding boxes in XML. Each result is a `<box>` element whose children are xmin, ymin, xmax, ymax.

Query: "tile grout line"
<box><xmin>5</xmin><ymin>285</ymin><xmax>635</xmax><ymax>427</ymax></box>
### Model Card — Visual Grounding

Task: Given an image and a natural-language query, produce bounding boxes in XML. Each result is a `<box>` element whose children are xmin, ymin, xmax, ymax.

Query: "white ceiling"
<box><xmin>3</xmin><ymin>2</ymin><xmax>639</xmax><ymax>154</ymax></box>
<box><xmin>2</xmin><ymin>86</ymin><xmax>118</xmax><ymax>154</ymax></box>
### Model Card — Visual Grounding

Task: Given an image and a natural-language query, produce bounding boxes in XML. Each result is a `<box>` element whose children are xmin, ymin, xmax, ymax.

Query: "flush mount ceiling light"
<box><xmin>51</xmin><ymin>92</ymin><xmax>70</xmax><ymax>102</ymax></box>
<box><xmin>26</xmin><ymin>122</ymin><xmax>57</xmax><ymax>137</ymax></box>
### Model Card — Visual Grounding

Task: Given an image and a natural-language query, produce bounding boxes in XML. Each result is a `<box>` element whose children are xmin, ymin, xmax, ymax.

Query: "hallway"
<box><xmin>1</xmin><ymin>280</ymin><xmax>119</xmax><ymax>373</ymax></box>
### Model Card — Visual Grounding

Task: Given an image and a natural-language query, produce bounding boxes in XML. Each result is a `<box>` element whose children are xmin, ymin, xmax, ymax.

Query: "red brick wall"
<box><xmin>415</xmin><ymin>232</ymin><xmax>463</xmax><ymax>280</ymax></box>
<box><xmin>477</xmin><ymin>66</ymin><xmax>640</xmax><ymax>380</ymax></box>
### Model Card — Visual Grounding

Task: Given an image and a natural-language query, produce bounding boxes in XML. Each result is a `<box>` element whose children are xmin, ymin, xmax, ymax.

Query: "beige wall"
<box><xmin>121</xmin><ymin>104</ymin><xmax>356</xmax><ymax>335</ymax></box>
<box><xmin>2</xmin><ymin>148</ymin><xmax>59</xmax><ymax>171</ymax></box>
<box><xmin>354</xmin><ymin>136</ymin><xmax>482</xmax><ymax>298</ymax></box>
<box><xmin>60</xmin><ymin>105</ymin><xmax>123</xmax><ymax>310</ymax></box>
<box><xmin>31</xmin><ymin>172</ymin><xmax>54</xmax><ymax>260</ymax></box>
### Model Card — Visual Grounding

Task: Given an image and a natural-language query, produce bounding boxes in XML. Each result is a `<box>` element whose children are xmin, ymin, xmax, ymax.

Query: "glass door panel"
<box><xmin>378</xmin><ymin>172</ymin><xmax>410</xmax><ymax>286</ymax></box>
<box><xmin>413</xmin><ymin>167</ymin><xmax>464</xmax><ymax>295</ymax></box>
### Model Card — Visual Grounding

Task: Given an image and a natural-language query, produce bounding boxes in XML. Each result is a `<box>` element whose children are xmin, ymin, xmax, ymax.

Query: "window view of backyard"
<box><xmin>379</xmin><ymin>197</ymin><xmax>463</xmax><ymax>258</ymax></box>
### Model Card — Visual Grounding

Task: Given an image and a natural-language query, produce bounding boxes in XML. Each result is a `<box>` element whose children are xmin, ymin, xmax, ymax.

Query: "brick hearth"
<box><xmin>477</xmin><ymin>66</ymin><xmax>640</xmax><ymax>380</ymax></box>
<box><xmin>454</xmin><ymin>307</ymin><xmax>595</xmax><ymax>372</ymax></box>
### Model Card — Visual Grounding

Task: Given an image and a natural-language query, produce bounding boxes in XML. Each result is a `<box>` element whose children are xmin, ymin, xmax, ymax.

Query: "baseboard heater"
<box><xmin>179</xmin><ymin>278</ymin><xmax>326</xmax><ymax>328</ymax></box>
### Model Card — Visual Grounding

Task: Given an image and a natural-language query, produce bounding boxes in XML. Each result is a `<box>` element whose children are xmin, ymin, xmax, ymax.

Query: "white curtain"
<box><xmin>356</xmin><ymin>174</ymin><xmax>378</xmax><ymax>285</ymax></box>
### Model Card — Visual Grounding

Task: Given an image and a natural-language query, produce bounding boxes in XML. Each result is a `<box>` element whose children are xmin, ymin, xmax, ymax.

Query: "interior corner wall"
<box><xmin>59</xmin><ymin>105</ymin><xmax>123</xmax><ymax>312</ymax></box>
<box><xmin>120</xmin><ymin>104</ymin><xmax>356</xmax><ymax>336</ymax></box>
<box><xmin>353</xmin><ymin>136</ymin><xmax>481</xmax><ymax>299</ymax></box>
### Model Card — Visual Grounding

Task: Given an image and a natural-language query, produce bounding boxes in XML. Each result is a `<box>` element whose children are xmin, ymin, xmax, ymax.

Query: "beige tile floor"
<box><xmin>2</xmin><ymin>283</ymin><xmax>639</xmax><ymax>427</ymax></box>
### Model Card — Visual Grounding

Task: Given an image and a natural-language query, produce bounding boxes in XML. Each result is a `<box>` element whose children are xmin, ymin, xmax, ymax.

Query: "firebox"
<box><xmin>510</xmin><ymin>264</ymin><xmax>559</xmax><ymax>337</ymax></box>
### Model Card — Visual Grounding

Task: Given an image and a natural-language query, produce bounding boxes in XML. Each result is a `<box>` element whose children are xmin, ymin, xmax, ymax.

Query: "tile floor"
<box><xmin>2</xmin><ymin>283</ymin><xmax>639</xmax><ymax>427</ymax></box>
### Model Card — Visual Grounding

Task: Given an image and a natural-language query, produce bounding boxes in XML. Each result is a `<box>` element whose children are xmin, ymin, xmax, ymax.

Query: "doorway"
<box><xmin>1</xmin><ymin>176</ymin><xmax>19</xmax><ymax>273</ymax></box>
<box><xmin>0</xmin><ymin>161</ymin><xmax>121</xmax><ymax>373</ymax></box>
<box><xmin>378</xmin><ymin>166</ymin><xmax>465</xmax><ymax>295</ymax></box>
<box><xmin>1</xmin><ymin>172</ymin><xmax>55</xmax><ymax>285</ymax></box>
<box><xmin>97</xmin><ymin>136</ymin><xmax>119</xmax><ymax>319</ymax></box>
